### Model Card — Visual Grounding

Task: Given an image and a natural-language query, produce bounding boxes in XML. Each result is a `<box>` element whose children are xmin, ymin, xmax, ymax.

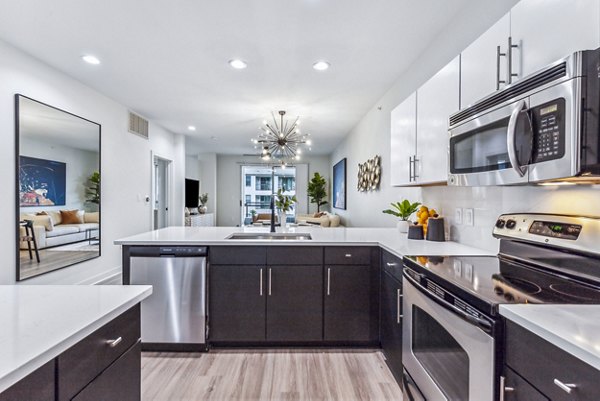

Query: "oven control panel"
<box><xmin>530</xmin><ymin>98</ymin><xmax>565</xmax><ymax>163</ymax></box>
<box><xmin>493</xmin><ymin>213</ymin><xmax>600</xmax><ymax>257</ymax></box>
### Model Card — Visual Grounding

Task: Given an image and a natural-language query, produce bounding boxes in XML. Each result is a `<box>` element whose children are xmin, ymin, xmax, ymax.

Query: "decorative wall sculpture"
<box><xmin>357</xmin><ymin>155</ymin><xmax>381</xmax><ymax>192</ymax></box>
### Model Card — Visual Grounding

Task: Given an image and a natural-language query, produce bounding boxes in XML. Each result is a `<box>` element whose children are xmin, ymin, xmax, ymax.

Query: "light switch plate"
<box><xmin>464</xmin><ymin>208</ymin><xmax>474</xmax><ymax>226</ymax></box>
<box><xmin>454</xmin><ymin>208</ymin><xmax>463</xmax><ymax>225</ymax></box>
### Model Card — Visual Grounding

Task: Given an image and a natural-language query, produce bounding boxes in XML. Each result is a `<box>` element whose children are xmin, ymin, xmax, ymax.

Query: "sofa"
<box><xmin>296</xmin><ymin>212</ymin><xmax>341</xmax><ymax>227</ymax></box>
<box><xmin>19</xmin><ymin>210</ymin><xmax>99</xmax><ymax>250</ymax></box>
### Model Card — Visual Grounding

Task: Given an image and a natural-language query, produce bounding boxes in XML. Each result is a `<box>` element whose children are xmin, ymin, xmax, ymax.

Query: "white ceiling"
<box><xmin>0</xmin><ymin>0</ymin><xmax>476</xmax><ymax>156</ymax></box>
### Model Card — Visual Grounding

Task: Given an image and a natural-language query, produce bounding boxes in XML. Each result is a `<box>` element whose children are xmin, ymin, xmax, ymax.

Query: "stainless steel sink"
<box><xmin>226</xmin><ymin>233</ymin><xmax>312</xmax><ymax>240</ymax></box>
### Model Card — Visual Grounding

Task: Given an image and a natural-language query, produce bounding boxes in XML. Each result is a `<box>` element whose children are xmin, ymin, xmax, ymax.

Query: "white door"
<box><xmin>511</xmin><ymin>0</ymin><xmax>600</xmax><ymax>79</ymax></box>
<box><xmin>390</xmin><ymin>92</ymin><xmax>417</xmax><ymax>186</ymax></box>
<box><xmin>460</xmin><ymin>12</ymin><xmax>510</xmax><ymax>108</ymax></box>
<box><xmin>415</xmin><ymin>56</ymin><xmax>460</xmax><ymax>185</ymax></box>
<box><xmin>153</xmin><ymin>157</ymin><xmax>171</xmax><ymax>230</ymax></box>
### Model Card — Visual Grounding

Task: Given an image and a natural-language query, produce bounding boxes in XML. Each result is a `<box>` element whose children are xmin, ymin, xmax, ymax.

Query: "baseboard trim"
<box><xmin>78</xmin><ymin>267</ymin><xmax>122</xmax><ymax>285</ymax></box>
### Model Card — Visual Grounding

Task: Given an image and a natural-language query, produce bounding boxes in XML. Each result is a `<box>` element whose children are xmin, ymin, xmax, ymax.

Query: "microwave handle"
<box><xmin>507</xmin><ymin>99</ymin><xmax>527</xmax><ymax>177</ymax></box>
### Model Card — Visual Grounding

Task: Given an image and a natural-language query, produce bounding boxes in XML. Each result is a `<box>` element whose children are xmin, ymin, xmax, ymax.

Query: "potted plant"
<box><xmin>275</xmin><ymin>187</ymin><xmax>297</xmax><ymax>227</ymax></box>
<box><xmin>250</xmin><ymin>209</ymin><xmax>257</xmax><ymax>222</ymax></box>
<box><xmin>85</xmin><ymin>171</ymin><xmax>100</xmax><ymax>212</ymax></box>
<box><xmin>198</xmin><ymin>193</ymin><xmax>208</xmax><ymax>214</ymax></box>
<box><xmin>307</xmin><ymin>172</ymin><xmax>328</xmax><ymax>212</ymax></box>
<box><xmin>383</xmin><ymin>200</ymin><xmax>421</xmax><ymax>233</ymax></box>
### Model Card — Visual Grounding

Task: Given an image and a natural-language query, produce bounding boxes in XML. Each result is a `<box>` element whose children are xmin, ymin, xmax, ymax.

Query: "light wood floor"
<box><xmin>20</xmin><ymin>247</ymin><xmax>98</xmax><ymax>279</ymax></box>
<box><xmin>142</xmin><ymin>349</ymin><xmax>403</xmax><ymax>401</ymax></box>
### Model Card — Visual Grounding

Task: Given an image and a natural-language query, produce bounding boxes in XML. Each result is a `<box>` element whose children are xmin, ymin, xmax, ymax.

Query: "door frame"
<box><xmin>151</xmin><ymin>152</ymin><xmax>173</xmax><ymax>230</ymax></box>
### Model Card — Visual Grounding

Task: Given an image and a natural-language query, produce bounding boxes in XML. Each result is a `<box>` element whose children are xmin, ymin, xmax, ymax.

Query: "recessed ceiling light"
<box><xmin>188</xmin><ymin>125</ymin><xmax>196</xmax><ymax>131</ymax></box>
<box><xmin>312</xmin><ymin>60</ymin><xmax>330</xmax><ymax>71</ymax></box>
<box><xmin>82</xmin><ymin>55</ymin><xmax>101</xmax><ymax>65</ymax></box>
<box><xmin>229</xmin><ymin>59</ymin><xmax>247</xmax><ymax>69</ymax></box>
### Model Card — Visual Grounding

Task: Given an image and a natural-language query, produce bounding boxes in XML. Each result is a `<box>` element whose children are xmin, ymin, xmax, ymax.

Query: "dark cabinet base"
<box><xmin>0</xmin><ymin>360</ymin><xmax>55</xmax><ymax>401</ymax></box>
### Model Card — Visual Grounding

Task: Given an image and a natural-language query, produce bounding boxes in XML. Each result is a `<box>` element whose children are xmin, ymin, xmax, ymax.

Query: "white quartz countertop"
<box><xmin>500</xmin><ymin>304</ymin><xmax>600</xmax><ymax>371</ymax></box>
<box><xmin>0</xmin><ymin>285</ymin><xmax>152</xmax><ymax>393</ymax></box>
<box><xmin>114</xmin><ymin>226</ymin><xmax>493</xmax><ymax>257</ymax></box>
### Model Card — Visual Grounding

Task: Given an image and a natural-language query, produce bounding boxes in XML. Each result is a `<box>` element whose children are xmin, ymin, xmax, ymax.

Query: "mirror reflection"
<box><xmin>17</xmin><ymin>95</ymin><xmax>101</xmax><ymax>280</ymax></box>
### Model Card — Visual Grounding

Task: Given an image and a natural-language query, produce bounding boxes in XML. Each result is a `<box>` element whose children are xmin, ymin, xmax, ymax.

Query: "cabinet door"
<box><xmin>209</xmin><ymin>265</ymin><xmax>266</xmax><ymax>342</ymax></box>
<box><xmin>0</xmin><ymin>360</ymin><xmax>54</xmax><ymax>401</ymax></box>
<box><xmin>415</xmin><ymin>56</ymin><xmax>460</xmax><ymax>185</ymax></box>
<box><xmin>503</xmin><ymin>367</ymin><xmax>548</xmax><ymax>401</ymax></box>
<box><xmin>460</xmin><ymin>12</ymin><xmax>510</xmax><ymax>108</ymax></box>
<box><xmin>380</xmin><ymin>271</ymin><xmax>403</xmax><ymax>383</ymax></box>
<box><xmin>72</xmin><ymin>342</ymin><xmax>141</xmax><ymax>401</ymax></box>
<box><xmin>324</xmin><ymin>265</ymin><xmax>371</xmax><ymax>342</ymax></box>
<box><xmin>266</xmin><ymin>265</ymin><xmax>323</xmax><ymax>342</ymax></box>
<box><xmin>511</xmin><ymin>0</ymin><xmax>600</xmax><ymax>79</ymax></box>
<box><xmin>390</xmin><ymin>92</ymin><xmax>417</xmax><ymax>186</ymax></box>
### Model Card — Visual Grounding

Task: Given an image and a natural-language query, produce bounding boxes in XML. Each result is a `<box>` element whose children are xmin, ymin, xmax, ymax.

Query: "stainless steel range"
<box><xmin>402</xmin><ymin>213</ymin><xmax>600</xmax><ymax>401</ymax></box>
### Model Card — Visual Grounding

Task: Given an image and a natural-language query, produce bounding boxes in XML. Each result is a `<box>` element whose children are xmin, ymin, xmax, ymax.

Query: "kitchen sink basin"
<box><xmin>226</xmin><ymin>233</ymin><xmax>312</xmax><ymax>240</ymax></box>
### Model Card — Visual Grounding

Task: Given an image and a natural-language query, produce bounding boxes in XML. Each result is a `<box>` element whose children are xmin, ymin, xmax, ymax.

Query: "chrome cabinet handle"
<box><xmin>496</xmin><ymin>45</ymin><xmax>507</xmax><ymax>90</ymax></box>
<box><xmin>499</xmin><ymin>376</ymin><xmax>514</xmax><ymax>401</ymax></box>
<box><xmin>507</xmin><ymin>36</ymin><xmax>519</xmax><ymax>84</ymax></box>
<box><xmin>260</xmin><ymin>268</ymin><xmax>263</xmax><ymax>296</ymax></box>
<box><xmin>106</xmin><ymin>337</ymin><xmax>122</xmax><ymax>348</ymax></box>
<box><xmin>412</xmin><ymin>156</ymin><xmax>419</xmax><ymax>181</ymax></box>
<box><xmin>409</xmin><ymin>155</ymin><xmax>413</xmax><ymax>182</ymax></box>
<box><xmin>554</xmin><ymin>378</ymin><xmax>576</xmax><ymax>394</ymax></box>
<box><xmin>268</xmin><ymin>268</ymin><xmax>272</xmax><ymax>296</ymax></box>
<box><xmin>396</xmin><ymin>289</ymin><xmax>403</xmax><ymax>323</ymax></box>
<box><xmin>327</xmin><ymin>268</ymin><xmax>331</xmax><ymax>296</ymax></box>
<box><xmin>506</xmin><ymin>99</ymin><xmax>528</xmax><ymax>177</ymax></box>
<box><xmin>344</xmin><ymin>254</ymin><xmax>352</xmax><ymax>258</ymax></box>
<box><xmin>386</xmin><ymin>262</ymin><xmax>397</xmax><ymax>267</ymax></box>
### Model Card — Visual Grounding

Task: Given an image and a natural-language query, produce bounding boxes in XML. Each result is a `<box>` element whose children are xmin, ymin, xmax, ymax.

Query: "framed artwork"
<box><xmin>19</xmin><ymin>155</ymin><xmax>66</xmax><ymax>207</ymax></box>
<box><xmin>332</xmin><ymin>158</ymin><xmax>346</xmax><ymax>210</ymax></box>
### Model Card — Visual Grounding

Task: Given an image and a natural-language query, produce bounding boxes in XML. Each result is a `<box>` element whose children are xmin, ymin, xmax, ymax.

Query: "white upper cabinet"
<box><xmin>460</xmin><ymin>13</ymin><xmax>510</xmax><ymax>108</ymax></box>
<box><xmin>510</xmin><ymin>0</ymin><xmax>600</xmax><ymax>79</ymax></box>
<box><xmin>390</xmin><ymin>92</ymin><xmax>416</xmax><ymax>186</ymax></box>
<box><xmin>416</xmin><ymin>56</ymin><xmax>460</xmax><ymax>185</ymax></box>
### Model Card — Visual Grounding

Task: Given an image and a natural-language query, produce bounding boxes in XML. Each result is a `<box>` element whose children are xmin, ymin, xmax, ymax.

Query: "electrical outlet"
<box><xmin>464</xmin><ymin>208</ymin><xmax>474</xmax><ymax>226</ymax></box>
<box><xmin>454</xmin><ymin>208</ymin><xmax>463</xmax><ymax>225</ymax></box>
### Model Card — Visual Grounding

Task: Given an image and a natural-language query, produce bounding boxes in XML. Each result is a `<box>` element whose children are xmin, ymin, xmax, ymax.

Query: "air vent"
<box><xmin>128</xmin><ymin>111</ymin><xmax>149</xmax><ymax>139</ymax></box>
<box><xmin>450</xmin><ymin>62</ymin><xmax>568</xmax><ymax>127</ymax></box>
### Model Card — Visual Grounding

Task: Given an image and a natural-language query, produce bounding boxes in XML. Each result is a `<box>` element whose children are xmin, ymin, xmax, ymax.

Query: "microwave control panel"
<box><xmin>530</xmin><ymin>98</ymin><xmax>566</xmax><ymax>163</ymax></box>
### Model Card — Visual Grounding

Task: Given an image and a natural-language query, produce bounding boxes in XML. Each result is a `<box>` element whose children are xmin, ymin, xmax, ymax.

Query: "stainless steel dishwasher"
<box><xmin>129</xmin><ymin>246</ymin><xmax>207</xmax><ymax>350</ymax></box>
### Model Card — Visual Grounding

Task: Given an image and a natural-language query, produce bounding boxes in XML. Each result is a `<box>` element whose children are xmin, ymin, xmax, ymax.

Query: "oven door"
<box><xmin>449</xmin><ymin>99</ymin><xmax>533</xmax><ymax>186</ymax></box>
<box><xmin>402</xmin><ymin>270</ymin><xmax>495</xmax><ymax>401</ymax></box>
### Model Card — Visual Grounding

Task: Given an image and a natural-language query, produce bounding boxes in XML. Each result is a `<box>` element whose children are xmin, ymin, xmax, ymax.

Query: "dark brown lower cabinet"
<box><xmin>324</xmin><ymin>265</ymin><xmax>374</xmax><ymax>342</ymax></box>
<box><xmin>0</xmin><ymin>360</ymin><xmax>55</xmax><ymax>401</ymax></box>
<box><xmin>0</xmin><ymin>305</ymin><xmax>142</xmax><ymax>401</ymax></box>
<box><xmin>266</xmin><ymin>265</ymin><xmax>323</xmax><ymax>342</ymax></box>
<box><xmin>209</xmin><ymin>265</ymin><xmax>266</xmax><ymax>342</ymax></box>
<box><xmin>72</xmin><ymin>342</ymin><xmax>141</xmax><ymax>401</ymax></box>
<box><xmin>380</xmin><ymin>269</ymin><xmax>403</xmax><ymax>383</ymax></box>
<box><xmin>503</xmin><ymin>366</ymin><xmax>548</xmax><ymax>401</ymax></box>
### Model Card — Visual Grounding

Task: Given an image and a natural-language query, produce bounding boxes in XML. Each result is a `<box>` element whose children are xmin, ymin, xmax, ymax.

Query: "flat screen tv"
<box><xmin>185</xmin><ymin>178</ymin><xmax>199</xmax><ymax>208</ymax></box>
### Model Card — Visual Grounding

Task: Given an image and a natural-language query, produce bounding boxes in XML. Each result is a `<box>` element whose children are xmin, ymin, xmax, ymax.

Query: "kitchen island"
<box><xmin>0</xmin><ymin>285</ymin><xmax>151</xmax><ymax>400</ymax></box>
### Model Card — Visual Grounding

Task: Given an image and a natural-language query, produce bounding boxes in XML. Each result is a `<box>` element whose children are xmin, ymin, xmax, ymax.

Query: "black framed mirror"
<box><xmin>16</xmin><ymin>95</ymin><xmax>101</xmax><ymax>281</ymax></box>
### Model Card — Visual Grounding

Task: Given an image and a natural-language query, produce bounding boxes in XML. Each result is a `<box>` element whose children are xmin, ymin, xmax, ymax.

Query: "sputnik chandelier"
<box><xmin>252</xmin><ymin>110</ymin><xmax>312</xmax><ymax>164</ymax></box>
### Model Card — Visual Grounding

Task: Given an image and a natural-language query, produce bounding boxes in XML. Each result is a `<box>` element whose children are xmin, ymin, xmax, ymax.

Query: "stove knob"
<box><xmin>495</xmin><ymin>219</ymin><xmax>506</xmax><ymax>229</ymax></box>
<box><xmin>505</xmin><ymin>219</ymin><xmax>517</xmax><ymax>229</ymax></box>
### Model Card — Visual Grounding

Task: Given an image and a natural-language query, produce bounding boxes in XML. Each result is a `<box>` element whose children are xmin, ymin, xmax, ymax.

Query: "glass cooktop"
<box><xmin>403</xmin><ymin>255</ymin><xmax>600</xmax><ymax>316</ymax></box>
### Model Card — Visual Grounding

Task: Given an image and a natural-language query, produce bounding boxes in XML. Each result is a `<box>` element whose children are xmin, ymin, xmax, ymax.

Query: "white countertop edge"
<box><xmin>114</xmin><ymin>239</ymin><xmax>383</xmax><ymax>246</ymax></box>
<box><xmin>500</xmin><ymin>305</ymin><xmax>600</xmax><ymax>371</ymax></box>
<box><xmin>0</xmin><ymin>286</ymin><xmax>152</xmax><ymax>393</ymax></box>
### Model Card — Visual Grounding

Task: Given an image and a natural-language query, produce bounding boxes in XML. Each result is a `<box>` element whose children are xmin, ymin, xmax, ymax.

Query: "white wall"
<box><xmin>328</xmin><ymin>0</ymin><xmax>600</xmax><ymax>253</ymax></box>
<box><xmin>0</xmin><ymin>39</ymin><xmax>185</xmax><ymax>284</ymax></box>
<box><xmin>185</xmin><ymin>156</ymin><xmax>201</xmax><ymax>181</ymax></box>
<box><xmin>216</xmin><ymin>154</ymin><xmax>330</xmax><ymax>226</ymax></box>
<box><xmin>20</xmin><ymin>137</ymin><xmax>99</xmax><ymax>213</ymax></box>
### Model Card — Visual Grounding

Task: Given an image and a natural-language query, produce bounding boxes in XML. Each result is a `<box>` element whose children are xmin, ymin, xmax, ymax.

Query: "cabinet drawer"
<box><xmin>0</xmin><ymin>360</ymin><xmax>55</xmax><ymax>401</ymax></box>
<box><xmin>382</xmin><ymin>250</ymin><xmax>402</xmax><ymax>281</ymax></box>
<box><xmin>58</xmin><ymin>305</ymin><xmax>140</xmax><ymax>401</ymax></box>
<box><xmin>506</xmin><ymin>320</ymin><xmax>600</xmax><ymax>401</ymax></box>
<box><xmin>503</xmin><ymin>366</ymin><xmax>548</xmax><ymax>401</ymax></box>
<box><xmin>325</xmin><ymin>247</ymin><xmax>372</xmax><ymax>265</ymax></box>
<box><xmin>209</xmin><ymin>246</ymin><xmax>266</xmax><ymax>265</ymax></box>
<box><xmin>267</xmin><ymin>246</ymin><xmax>322</xmax><ymax>265</ymax></box>
<box><xmin>72</xmin><ymin>341</ymin><xmax>141</xmax><ymax>401</ymax></box>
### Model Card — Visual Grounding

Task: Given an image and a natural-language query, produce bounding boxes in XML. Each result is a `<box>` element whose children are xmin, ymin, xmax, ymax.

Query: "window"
<box><xmin>245</xmin><ymin>175</ymin><xmax>251</xmax><ymax>187</ymax></box>
<box><xmin>245</xmin><ymin>195</ymin><xmax>251</xmax><ymax>204</ymax></box>
<box><xmin>255</xmin><ymin>176</ymin><xmax>272</xmax><ymax>191</ymax></box>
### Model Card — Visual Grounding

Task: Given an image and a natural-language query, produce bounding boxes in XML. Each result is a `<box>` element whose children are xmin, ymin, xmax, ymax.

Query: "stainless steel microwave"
<box><xmin>448</xmin><ymin>47</ymin><xmax>600</xmax><ymax>186</ymax></box>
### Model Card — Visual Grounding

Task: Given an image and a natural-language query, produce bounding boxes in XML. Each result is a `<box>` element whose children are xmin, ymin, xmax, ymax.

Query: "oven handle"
<box><xmin>507</xmin><ymin>99</ymin><xmax>528</xmax><ymax>177</ymax></box>
<box><xmin>402</xmin><ymin>269</ymin><xmax>493</xmax><ymax>335</ymax></box>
